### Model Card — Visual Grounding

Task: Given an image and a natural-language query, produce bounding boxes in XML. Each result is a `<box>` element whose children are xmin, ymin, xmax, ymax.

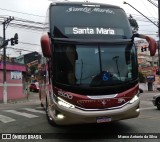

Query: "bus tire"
<box><xmin>156</xmin><ymin>98</ymin><xmax>160</xmax><ymax>110</ymax></box>
<box><xmin>46</xmin><ymin>98</ymin><xmax>57</xmax><ymax>126</ymax></box>
<box><xmin>41</xmin><ymin>102</ymin><xmax>44</xmax><ymax>107</ymax></box>
<box><xmin>39</xmin><ymin>93</ymin><xmax>44</xmax><ymax>107</ymax></box>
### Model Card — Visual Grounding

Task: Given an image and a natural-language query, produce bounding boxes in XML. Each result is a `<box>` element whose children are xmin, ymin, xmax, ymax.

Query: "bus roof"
<box><xmin>50</xmin><ymin>2</ymin><xmax>121</xmax><ymax>9</ymax></box>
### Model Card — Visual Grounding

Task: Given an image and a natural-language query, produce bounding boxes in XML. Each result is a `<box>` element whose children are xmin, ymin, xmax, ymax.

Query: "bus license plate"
<box><xmin>96</xmin><ymin>117</ymin><xmax>111</xmax><ymax>123</ymax></box>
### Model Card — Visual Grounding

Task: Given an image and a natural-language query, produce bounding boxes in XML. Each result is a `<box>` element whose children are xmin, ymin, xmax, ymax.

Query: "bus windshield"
<box><xmin>54</xmin><ymin>42</ymin><xmax>138</xmax><ymax>87</ymax></box>
<box><xmin>50</xmin><ymin>4</ymin><xmax>137</xmax><ymax>88</ymax></box>
<box><xmin>50</xmin><ymin>4</ymin><xmax>132</xmax><ymax>39</ymax></box>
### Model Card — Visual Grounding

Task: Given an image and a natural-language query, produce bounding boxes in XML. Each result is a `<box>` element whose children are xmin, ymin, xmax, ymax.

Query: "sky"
<box><xmin>0</xmin><ymin>0</ymin><xmax>158</xmax><ymax>57</ymax></box>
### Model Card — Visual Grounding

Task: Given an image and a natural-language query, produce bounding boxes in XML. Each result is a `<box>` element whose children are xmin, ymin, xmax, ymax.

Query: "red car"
<box><xmin>29</xmin><ymin>82</ymin><xmax>39</xmax><ymax>92</ymax></box>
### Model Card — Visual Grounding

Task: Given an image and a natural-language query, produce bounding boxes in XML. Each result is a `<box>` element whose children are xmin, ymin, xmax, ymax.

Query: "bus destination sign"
<box><xmin>65</xmin><ymin>27</ymin><xmax>124</xmax><ymax>35</ymax></box>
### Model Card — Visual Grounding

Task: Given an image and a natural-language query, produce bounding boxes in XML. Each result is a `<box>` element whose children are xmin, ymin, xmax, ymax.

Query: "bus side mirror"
<box><xmin>145</xmin><ymin>36</ymin><xmax>157</xmax><ymax>56</ymax></box>
<box><xmin>40</xmin><ymin>34</ymin><xmax>51</xmax><ymax>58</ymax></box>
<box><xmin>133</xmin><ymin>34</ymin><xmax>157</xmax><ymax>56</ymax></box>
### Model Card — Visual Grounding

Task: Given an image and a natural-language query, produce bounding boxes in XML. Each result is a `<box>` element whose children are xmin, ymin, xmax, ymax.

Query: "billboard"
<box><xmin>11</xmin><ymin>71</ymin><xmax>22</xmax><ymax>80</ymax></box>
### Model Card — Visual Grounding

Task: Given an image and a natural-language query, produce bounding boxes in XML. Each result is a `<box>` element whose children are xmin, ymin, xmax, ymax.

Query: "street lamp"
<box><xmin>124</xmin><ymin>1</ymin><xmax>160</xmax><ymax>68</ymax></box>
<box><xmin>123</xmin><ymin>1</ymin><xmax>158</xmax><ymax>27</ymax></box>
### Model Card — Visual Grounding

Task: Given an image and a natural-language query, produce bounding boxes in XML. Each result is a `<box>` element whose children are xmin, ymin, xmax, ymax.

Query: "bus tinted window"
<box><xmin>54</xmin><ymin>43</ymin><xmax>137</xmax><ymax>87</ymax></box>
<box><xmin>50</xmin><ymin>5</ymin><xmax>132</xmax><ymax>39</ymax></box>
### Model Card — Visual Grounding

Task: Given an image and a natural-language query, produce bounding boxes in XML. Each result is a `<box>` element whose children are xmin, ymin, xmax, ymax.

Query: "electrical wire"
<box><xmin>0</xmin><ymin>8</ymin><xmax>158</xmax><ymax>56</ymax></box>
<box><xmin>141</xmin><ymin>0</ymin><xmax>157</xmax><ymax>18</ymax></box>
<box><xmin>0</xmin><ymin>7</ymin><xmax>45</xmax><ymax>17</ymax></box>
<box><xmin>19</xmin><ymin>42</ymin><xmax>40</xmax><ymax>46</ymax></box>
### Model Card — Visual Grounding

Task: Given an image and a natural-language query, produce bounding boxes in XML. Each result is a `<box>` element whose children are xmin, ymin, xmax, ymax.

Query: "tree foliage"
<box><xmin>128</xmin><ymin>14</ymin><xmax>139</xmax><ymax>33</ymax></box>
<box><xmin>29</xmin><ymin>65</ymin><xmax>37</xmax><ymax>75</ymax></box>
<box><xmin>138</xmin><ymin>71</ymin><xmax>146</xmax><ymax>83</ymax></box>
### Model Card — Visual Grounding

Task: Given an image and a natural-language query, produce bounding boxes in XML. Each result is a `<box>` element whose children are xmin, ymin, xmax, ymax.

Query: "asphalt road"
<box><xmin>0</xmin><ymin>92</ymin><xmax>160</xmax><ymax>142</ymax></box>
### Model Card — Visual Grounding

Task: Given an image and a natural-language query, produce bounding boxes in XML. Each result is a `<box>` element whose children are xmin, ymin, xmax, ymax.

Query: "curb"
<box><xmin>0</xmin><ymin>92</ymin><xmax>39</xmax><ymax>105</ymax></box>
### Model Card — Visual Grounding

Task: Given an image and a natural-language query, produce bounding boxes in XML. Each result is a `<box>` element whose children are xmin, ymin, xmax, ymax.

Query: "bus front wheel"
<box><xmin>156</xmin><ymin>98</ymin><xmax>160</xmax><ymax>110</ymax></box>
<box><xmin>46</xmin><ymin>98</ymin><xmax>57</xmax><ymax>126</ymax></box>
<box><xmin>39</xmin><ymin>93</ymin><xmax>44</xmax><ymax>107</ymax></box>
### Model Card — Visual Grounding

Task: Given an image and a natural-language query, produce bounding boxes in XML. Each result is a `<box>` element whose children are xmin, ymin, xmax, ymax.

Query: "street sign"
<box><xmin>146</xmin><ymin>75</ymin><xmax>155</xmax><ymax>82</ymax></box>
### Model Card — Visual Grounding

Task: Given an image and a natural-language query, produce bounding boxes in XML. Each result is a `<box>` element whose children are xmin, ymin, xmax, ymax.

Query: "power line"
<box><xmin>0</xmin><ymin>20</ymin><xmax>44</xmax><ymax>31</ymax></box>
<box><xmin>0</xmin><ymin>13</ymin><xmax>158</xmax><ymax>30</ymax></box>
<box><xmin>138</xmin><ymin>24</ymin><xmax>156</xmax><ymax>26</ymax></box>
<box><xmin>142</xmin><ymin>0</ymin><xmax>156</xmax><ymax>18</ymax></box>
<box><xmin>147</xmin><ymin>0</ymin><xmax>158</xmax><ymax>7</ymax></box>
<box><xmin>10</xmin><ymin>23</ymin><xmax>44</xmax><ymax>30</ymax></box>
<box><xmin>1</xmin><ymin>17</ymin><xmax>157</xmax><ymax>30</ymax></box>
<box><xmin>138</xmin><ymin>30</ymin><xmax>157</xmax><ymax>32</ymax></box>
<box><xmin>0</xmin><ymin>7</ymin><xmax>158</xmax><ymax>23</ymax></box>
<box><xmin>7</xmin><ymin>46</ymin><xmax>40</xmax><ymax>52</ymax></box>
<box><xmin>19</xmin><ymin>42</ymin><xmax>40</xmax><ymax>46</ymax></box>
<box><xmin>146</xmin><ymin>0</ymin><xmax>158</xmax><ymax>16</ymax></box>
<box><xmin>126</xmin><ymin>13</ymin><xmax>158</xmax><ymax>21</ymax></box>
<box><xmin>5</xmin><ymin>26</ymin><xmax>43</xmax><ymax>34</ymax></box>
<box><xmin>0</xmin><ymin>7</ymin><xmax>45</xmax><ymax>17</ymax></box>
<box><xmin>0</xmin><ymin>15</ymin><xmax>44</xmax><ymax>25</ymax></box>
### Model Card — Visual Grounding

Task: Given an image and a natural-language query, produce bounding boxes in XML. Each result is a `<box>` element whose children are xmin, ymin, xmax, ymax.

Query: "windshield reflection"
<box><xmin>54</xmin><ymin>43</ymin><xmax>137</xmax><ymax>87</ymax></box>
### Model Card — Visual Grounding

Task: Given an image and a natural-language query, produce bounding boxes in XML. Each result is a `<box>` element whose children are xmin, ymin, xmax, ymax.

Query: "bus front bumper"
<box><xmin>48</xmin><ymin>98</ymin><xmax>140</xmax><ymax>125</ymax></box>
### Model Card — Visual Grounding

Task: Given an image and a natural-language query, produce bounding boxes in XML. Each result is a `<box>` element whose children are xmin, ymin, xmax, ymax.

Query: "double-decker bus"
<box><xmin>40</xmin><ymin>2</ymin><xmax>157</xmax><ymax>125</ymax></box>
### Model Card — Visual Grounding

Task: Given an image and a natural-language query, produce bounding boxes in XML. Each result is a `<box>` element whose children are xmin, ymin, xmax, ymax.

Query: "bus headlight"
<box><xmin>57</xmin><ymin>97</ymin><xmax>75</xmax><ymax>109</ymax></box>
<box><xmin>129</xmin><ymin>95</ymin><xmax>139</xmax><ymax>104</ymax></box>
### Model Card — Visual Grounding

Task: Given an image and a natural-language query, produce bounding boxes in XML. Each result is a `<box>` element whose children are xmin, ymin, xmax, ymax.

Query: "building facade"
<box><xmin>0</xmin><ymin>61</ymin><xmax>26</xmax><ymax>102</ymax></box>
<box><xmin>136</xmin><ymin>40</ymin><xmax>159</xmax><ymax>85</ymax></box>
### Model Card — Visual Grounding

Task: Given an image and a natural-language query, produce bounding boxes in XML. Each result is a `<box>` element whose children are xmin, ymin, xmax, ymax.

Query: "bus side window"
<box><xmin>55</xmin><ymin>46</ymin><xmax>69</xmax><ymax>83</ymax></box>
<box><xmin>66</xmin><ymin>46</ymin><xmax>77</xmax><ymax>85</ymax></box>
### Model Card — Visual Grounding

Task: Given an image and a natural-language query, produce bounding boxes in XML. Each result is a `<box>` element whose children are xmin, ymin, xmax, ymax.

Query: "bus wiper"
<box><xmin>112</xmin><ymin>56</ymin><xmax>121</xmax><ymax>81</ymax></box>
<box><xmin>80</xmin><ymin>59</ymin><xmax>83</xmax><ymax>84</ymax></box>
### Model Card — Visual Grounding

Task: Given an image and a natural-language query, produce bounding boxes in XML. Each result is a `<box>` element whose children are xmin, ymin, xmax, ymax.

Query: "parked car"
<box><xmin>29</xmin><ymin>82</ymin><xmax>39</xmax><ymax>92</ymax></box>
<box><xmin>152</xmin><ymin>93</ymin><xmax>160</xmax><ymax>110</ymax></box>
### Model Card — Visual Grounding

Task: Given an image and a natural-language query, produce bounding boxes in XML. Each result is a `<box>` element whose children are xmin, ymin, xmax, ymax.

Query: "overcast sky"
<box><xmin>0</xmin><ymin>0</ymin><xmax>158</xmax><ymax>57</ymax></box>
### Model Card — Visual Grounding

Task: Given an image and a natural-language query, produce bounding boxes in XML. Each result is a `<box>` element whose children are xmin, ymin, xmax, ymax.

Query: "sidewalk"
<box><xmin>139</xmin><ymin>83</ymin><xmax>160</xmax><ymax>93</ymax></box>
<box><xmin>0</xmin><ymin>92</ymin><xmax>40</xmax><ymax>106</ymax></box>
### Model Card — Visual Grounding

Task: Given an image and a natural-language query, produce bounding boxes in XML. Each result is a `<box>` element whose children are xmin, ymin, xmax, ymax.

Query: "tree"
<box><xmin>29</xmin><ymin>65</ymin><xmax>37</xmax><ymax>75</ymax></box>
<box><xmin>128</xmin><ymin>14</ymin><xmax>139</xmax><ymax>33</ymax></box>
<box><xmin>138</xmin><ymin>71</ymin><xmax>146</xmax><ymax>83</ymax></box>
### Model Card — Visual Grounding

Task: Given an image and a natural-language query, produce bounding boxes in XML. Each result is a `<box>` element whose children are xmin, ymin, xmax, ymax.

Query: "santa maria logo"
<box><xmin>66</xmin><ymin>7</ymin><xmax>115</xmax><ymax>14</ymax></box>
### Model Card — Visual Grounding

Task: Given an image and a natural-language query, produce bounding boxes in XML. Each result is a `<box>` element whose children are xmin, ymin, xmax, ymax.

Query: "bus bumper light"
<box><xmin>136</xmin><ymin>108</ymin><xmax>140</xmax><ymax>112</ymax></box>
<box><xmin>57</xmin><ymin>97</ymin><xmax>75</xmax><ymax>109</ymax></box>
<box><xmin>57</xmin><ymin>114</ymin><xmax>65</xmax><ymax>119</ymax></box>
<box><xmin>129</xmin><ymin>95</ymin><xmax>139</xmax><ymax>104</ymax></box>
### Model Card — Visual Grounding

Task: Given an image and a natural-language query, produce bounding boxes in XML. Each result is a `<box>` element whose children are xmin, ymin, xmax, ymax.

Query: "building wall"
<box><xmin>136</xmin><ymin>40</ymin><xmax>159</xmax><ymax>67</ymax></box>
<box><xmin>0</xmin><ymin>70</ymin><xmax>26</xmax><ymax>102</ymax></box>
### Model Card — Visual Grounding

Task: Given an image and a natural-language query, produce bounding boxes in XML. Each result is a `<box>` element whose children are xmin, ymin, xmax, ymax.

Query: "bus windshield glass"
<box><xmin>50</xmin><ymin>4</ymin><xmax>132</xmax><ymax>39</ymax></box>
<box><xmin>54</xmin><ymin>42</ymin><xmax>138</xmax><ymax>87</ymax></box>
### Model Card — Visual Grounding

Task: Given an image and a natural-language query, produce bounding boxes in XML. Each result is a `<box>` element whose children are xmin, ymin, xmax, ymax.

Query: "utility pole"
<box><xmin>158</xmin><ymin>0</ymin><xmax>160</xmax><ymax>67</ymax></box>
<box><xmin>2</xmin><ymin>16</ymin><xmax>14</xmax><ymax>104</ymax></box>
